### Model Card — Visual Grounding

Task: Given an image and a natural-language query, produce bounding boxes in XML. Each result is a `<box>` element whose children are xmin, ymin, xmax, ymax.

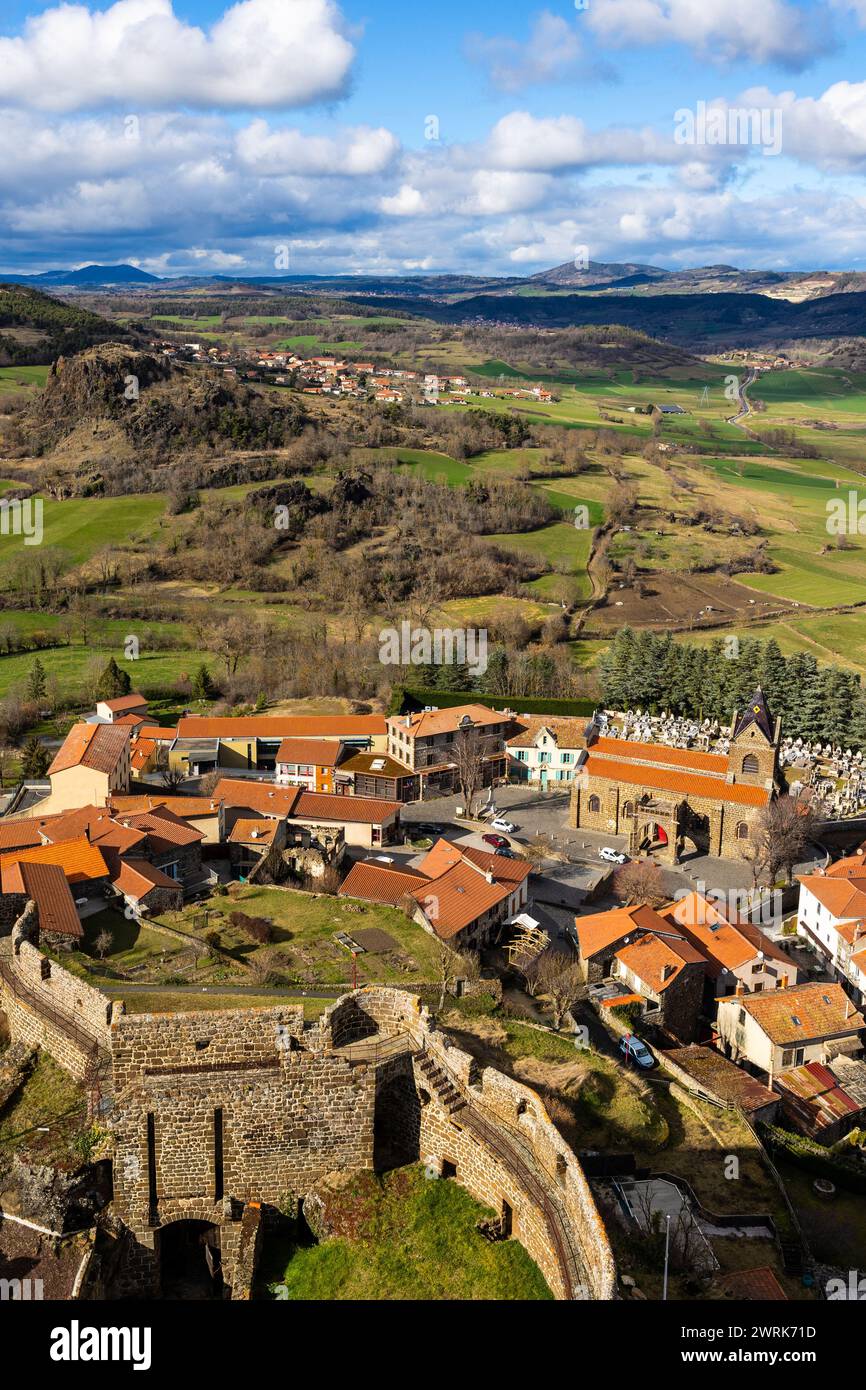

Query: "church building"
<box><xmin>569</xmin><ymin>689</ymin><xmax>781</xmax><ymax>863</ymax></box>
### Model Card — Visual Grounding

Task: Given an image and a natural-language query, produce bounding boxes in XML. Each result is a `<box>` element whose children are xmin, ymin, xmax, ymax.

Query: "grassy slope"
<box><xmin>257</xmin><ymin>1164</ymin><xmax>553</xmax><ymax>1300</ymax></box>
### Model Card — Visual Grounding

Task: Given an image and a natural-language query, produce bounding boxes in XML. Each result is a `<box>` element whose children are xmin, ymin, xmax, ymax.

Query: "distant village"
<box><xmin>146</xmin><ymin>338</ymin><xmax>556</xmax><ymax>405</ymax></box>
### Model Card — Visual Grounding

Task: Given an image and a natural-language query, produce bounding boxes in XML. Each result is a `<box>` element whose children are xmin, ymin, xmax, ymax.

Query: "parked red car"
<box><xmin>482</xmin><ymin>833</ymin><xmax>509</xmax><ymax>850</ymax></box>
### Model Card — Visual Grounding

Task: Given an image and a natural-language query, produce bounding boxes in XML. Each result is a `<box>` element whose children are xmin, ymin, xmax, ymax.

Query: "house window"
<box><xmin>163</xmin><ymin>861</ymin><xmax>180</xmax><ymax>880</ymax></box>
<box><xmin>588</xmin><ymin>795</ymin><xmax>601</xmax><ymax>812</ymax></box>
<box><xmin>735</xmin><ymin>822</ymin><xmax>749</xmax><ymax>839</ymax></box>
<box><xmin>561</xmin><ymin>753</ymin><xmax>572</xmax><ymax>764</ymax></box>
<box><xmin>742</xmin><ymin>754</ymin><xmax>760</xmax><ymax>775</ymax></box>
<box><xmin>623</xmin><ymin>801</ymin><xmax>634</xmax><ymax>818</ymax></box>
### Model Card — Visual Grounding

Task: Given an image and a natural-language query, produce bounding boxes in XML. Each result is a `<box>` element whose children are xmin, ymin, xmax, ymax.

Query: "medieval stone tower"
<box><xmin>728</xmin><ymin>687</ymin><xmax>782</xmax><ymax>792</ymax></box>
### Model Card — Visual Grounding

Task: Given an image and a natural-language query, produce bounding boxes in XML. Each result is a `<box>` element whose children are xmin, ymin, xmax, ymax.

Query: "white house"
<box><xmin>797</xmin><ymin>853</ymin><xmax>866</xmax><ymax>1006</ymax></box>
<box><xmin>506</xmin><ymin>717</ymin><xmax>588</xmax><ymax>786</ymax></box>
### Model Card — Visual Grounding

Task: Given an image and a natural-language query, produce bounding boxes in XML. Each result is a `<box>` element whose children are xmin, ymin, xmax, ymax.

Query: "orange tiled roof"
<box><xmin>581</xmin><ymin>754</ymin><xmax>769</xmax><ymax>807</ymax></box>
<box><xmin>107</xmin><ymin>794</ymin><xmax>220</xmax><ymax>817</ymax></box>
<box><xmin>506</xmin><ymin>716</ymin><xmax>587</xmax><ymax>750</ymax></box>
<box><xmin>177</xmin><ymin>715</ymin><xmax>385</xmax><ymax>739</ymax></box>
<box><xmin>417</xmin><ymin>838</ymin><xmax>531</xmax><ymax>887</ymax></box>
<box><xmin>339</xmin><ymin>861</ymin><xmax>429</xmax><ymax>906</ymax></box>
<box><xmin>391</xmin><ymin>704</ymin><xmax>509</xmax><ymax>739</ymax></box>
<box><xmin>658</xmin><ymin>892</ymin><xmax>791</xmax><ymax>977</ymax></box>
<box><xmin>276</xmin><ymin>738</ymin><xmax>344</xmax><ymax>766</ymax></box>
<box><xmin>0</xmin><ymin>836</ymin><xmax>109</xmax><ymax>885</ymax></box>
<box><xmin>213</xmin><ymin>779</ymin><xmax>301</xmax><ymax>817</ymax></box>
<box><xmin>408</xmin><ymin>860</ymin><xmax>513</xmax><ymax>939</ymax></box>
<box><xmin>11</xmin><ymin>861</ymin><xmax>82</xmax><ymax>938</ymax></box>
<box><xmin>591</xmin><ymin>736</ymin><xmax>728</xmax><ymax>773</ymax></box>
<box><xmin>798</xmin><ymin>872</ymin><xmax>866</xmax><ymax>920</ymax></box>
<box><xmin>294</xmin><ymin>791</ymin><xmax>401</xmax><ymax>824</ymax></box>
<box><xmin>724</xmin><ymin>981</ymin><xmax>864</xmax><ymax>1045</ymax></box>
<box><xmin>576</xmin><ymin>903</ymin><xmax>668</xmax><ymax>959</ymax></box>
<box><xmin>227</xmin><ymin>819</ymin><xmax>279</xmax><ymax>845</ymax></box>
<box><xmin>113</xmin><ymin>858</ymin><xmax>180</xmax><ymax>901</ymax></box>
<box><xmin>615</xmin><ymin>931</ymin><xmax>705</xmax><ymax>993</ymax></box>
<box><xmin>132</xmin><ymin>725</ymin><xmax>178</xmax><ymax>742</ymax></box>
<box><xmin>98</xmin><ymin>693</ymin><xmax>146</xmax><ymax>712</ymax></box>
<box><xmin>48</xmin><ymin>722</ymin><xmax>131</xmax><ymax>777</ymax></box>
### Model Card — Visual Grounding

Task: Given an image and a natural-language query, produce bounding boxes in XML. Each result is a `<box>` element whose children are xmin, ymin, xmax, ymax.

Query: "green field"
<box><xmin>0</xmin><ymin>492</ymin><xmax>166</xmax><ymax>571</ymax></box>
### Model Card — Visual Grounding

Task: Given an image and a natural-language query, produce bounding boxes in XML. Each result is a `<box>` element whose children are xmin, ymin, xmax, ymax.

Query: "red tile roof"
<box><xmin>12</xmin><ymin>861</ymin><xmax>82</xmax><ymax>938</ymax></box>
<box><xmin>582</xmin><ymin>754</ymin><xmax>769</xmax><ymax>807</ymax></box>
<box><xmin>48</xmin><ymin>723</ymin><xmax>131</xmax><ymax>776</ymax></box>
<box><xmin>591</xmin><ymin>736</ymin><xmax>728</xmax><ymax>773</ymax></box>
<box><xmin>113</xmin><ymin>858</ymin><xmax>180</xmax><ymax>901</ymax></box>
<box><xmin>390</xmin><ymin>704</ymin><xmax>508</xmax><ymax>739</ymax></box>
<box><xmin>576</xmin><ymin>903</ymin><xmax>668</xmax><ymax>959</ymax></box>
<box><xmin>98</xmin><ymin>693</ymin><xmax>147</xmax><ymax>713</ymax></box>
<box><xmin>213</xmin><ymin>779</ymin><xmax>301</xmax><ymax>817</ymax></box>
<box><xmin>724</xmin><ymin>982</ymin><xmax>864</xmax><ymax>1044</ymax></box>
<box><xmin>177</xmin><ymin>714</ymin><xmax>385</xmax><ymax>739</ymax></box>
<box><xmin>276</xmin><ymin>738</ymin><xmax>344</xmax><ymax>766</ymax></box>
<box><xmin>226</xmin><ymin>819</ymin><xmax>279</xmax><ymax>845</ymax></box>
<box><xmin>339</xmin><ymin>861</ymin><xmax>429</xmax><ymax>905</ymax></box>
<box><xmin>0</xmin><ymin>836</ymin><xmax>110</xmax><ymax>885</ymax></box>
<box><xmin>293</xmin><ymin>792</ymin><xmax>401</xmax><ymax>824</ymax></box>
<box><xmin>615</xmin><ymin>930</ymin><xmax>705</xmax><ymax>992</ymax></box>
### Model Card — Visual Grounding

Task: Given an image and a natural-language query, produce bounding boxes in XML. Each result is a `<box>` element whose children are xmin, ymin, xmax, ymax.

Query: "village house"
<box><xmin>796</xmin><ymin>848</ymin><xmax>866</xmax><ymax>1005</ymax></box>
<box><xmin>169</xmin><ymin>714</ymin><xmax>386</xmax><ymax>777</ymax></box>
<box><xmin>41</xmin><ymin>723</ymin><xmax>132</xmax><ymax>814</ymax></box>
<box><xmin>385</xmin><ymin>705</ymin><xmax>515</xmax><ymax>797</ymax></box>
<box><xmin>715</xmin><ymin>982</ymin><xmax>864</xmax><ymax>1082</ymax></box>
<box><xmin>274</xmin><ymin>738</ymin><xmax>347</xmax><ymax>792</ymax></box>
<box><xmin>610</xmin><ymin>930</ymin><xmax>707</xmax><ymax>1042</ymax></box>
<box><xmin>339</xmin><ymin>837</ymin><xmax>531</xmax><ymax>951</ymax></box>
<box><xmin>657</xmin><ymin>891</ymin><xmax>798</xmax><ymax>1008</ymax></box>
<box><xmin>213</xmin><ymin>778</ymin><xmax>401</xmax><ymax>850</ymax></box>
<box><xmin>506</xmin><ymin>717</ymin><xmax>590</xmax><ymax>786</ymax></box>
<box><xmin>95</xmin><ymin>693</ymin><xmax>149</xmax><ymax>724</ymax></box>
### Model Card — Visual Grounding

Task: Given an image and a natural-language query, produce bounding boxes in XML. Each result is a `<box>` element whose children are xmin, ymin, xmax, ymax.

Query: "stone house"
<box><xmin>715</xmin><ymin>981</ymin><xmax>865</xmax><ymax>1082</ymax></box>
<box><xmin>612</xmin><ymin>931</ymin><xmax>707</xmax><ymax>1042</ymax></box>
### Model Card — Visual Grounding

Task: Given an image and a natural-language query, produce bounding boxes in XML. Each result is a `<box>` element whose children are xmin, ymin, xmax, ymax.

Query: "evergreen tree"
<box><xmin>21</xmin><ymin>735</ymin><xmax>49</xmax><ymax>778</ymax></box>
<box><xmin>95</xmin><ymin>657</ymin><xmax>131</xmax><ymax>701</ymax></box>
<box><xmin>191</xmin><ymin>664</ymin><xmax>215</xmax><ymax>700</ymax></box>
<box><xmin>26</xmin><ymin>657</ymin><xmax>47</xmax><ymax>703</ymax></box>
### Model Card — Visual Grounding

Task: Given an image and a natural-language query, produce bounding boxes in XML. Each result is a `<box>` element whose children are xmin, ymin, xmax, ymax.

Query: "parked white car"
<box><xmin>599</xmin><ymin>846</ymin><xmax>628</xmax><ymax>864</ymax></box>
<box><xmin>491</xmin><ymin>817</ymin><xmax>517</xmax><ymax>834</ymax></box>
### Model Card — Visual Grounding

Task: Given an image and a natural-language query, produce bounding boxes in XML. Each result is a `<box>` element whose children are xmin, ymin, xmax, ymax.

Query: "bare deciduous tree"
<box><xmin>533</xmin><ymin>953</ymin><xmax>584</xmax><ymax>1030</ymax></box>
<box><xmin>453</xmin><ymin>727</ymin><xmax>485</xmax><ymax>818</ymax></box>
<box><xmin>614</xmin><ymin>858</ymin><xmax>667</xmax><ymax>907</ymax></box>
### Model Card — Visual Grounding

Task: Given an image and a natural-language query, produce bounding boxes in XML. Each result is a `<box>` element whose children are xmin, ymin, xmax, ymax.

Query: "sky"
<box><xmin>1</xmin><ymin>0</ymin><xmax>866</xmax><ymax>276</ymax></box>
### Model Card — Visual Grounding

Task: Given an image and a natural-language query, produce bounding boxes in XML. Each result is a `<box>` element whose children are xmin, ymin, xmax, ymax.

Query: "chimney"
<box><xmin>661</xmin><ymin>963</ymin><xmax>675</xmax><ymax>981</ymax></box>
<box><xmin>485</xmin><ymin>871</ymin><xmax>494</xmax><ymax>884</ymax></box>
<box><xmin>735</xmin><ymin>981</ymin><xmax>745</xmax><ymax>996</ymax></box>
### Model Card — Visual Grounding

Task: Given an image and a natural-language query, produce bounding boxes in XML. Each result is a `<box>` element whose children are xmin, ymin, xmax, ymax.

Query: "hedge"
<box><xmin>394</xmin><ymin>687</ymin><xmax>596</xmax><ymax>718</ymax></box>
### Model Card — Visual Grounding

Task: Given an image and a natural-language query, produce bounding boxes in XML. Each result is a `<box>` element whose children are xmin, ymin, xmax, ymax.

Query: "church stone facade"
<box><xmin>570</xmin><ymin>690</ymin><xmax>781</xmax><ymax>864</ymax></box>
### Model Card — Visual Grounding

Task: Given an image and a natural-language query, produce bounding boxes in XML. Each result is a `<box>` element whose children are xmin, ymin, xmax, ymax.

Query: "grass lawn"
<box><xmin>775</xmin><ymin>1158</ymin><xmax>866</xmax><ymax>1271</ymax></box>
<box><xmin>0</xmin><ymin>643</ymin><xmax>218</xmax><ymax>701</ymax></box>
<box><xmin>256</xmin><ymin>1164</ymin><xmax>552</xmax><ymax>1300</ymax></box>
<box><xmin>0</xmin><ymin>1052</ymin><xmax>89</xmax><ymax>1172</ymax></box>
<box><xmin>160</xmin><ymin>884</ymin><xmax>443</xmax><ymax>989</ymax></box>
<box><xmin>108</xmin><ymin>990</ymin><xmax>329</xmax><ymax>1019</ymax></box>
<box><xmin>0</xmin><ymin>493</ymin><xmax>166</xmax><ymax>572</ymax></box>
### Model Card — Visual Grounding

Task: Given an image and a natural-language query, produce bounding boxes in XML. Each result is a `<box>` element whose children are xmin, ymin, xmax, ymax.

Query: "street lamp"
<box><xmin>662</xmin><ymin>1212</ymin><xmax>672</xmax><ymax>1300</ymax></box>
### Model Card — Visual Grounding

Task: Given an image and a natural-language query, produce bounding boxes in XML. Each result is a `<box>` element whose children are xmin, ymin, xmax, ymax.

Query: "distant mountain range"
<box><xmin>0</xmin><ymin>263</ymin><xmax>159</xmax><ymax>286</ymax></box>
<box><xmin>3</xmin><ymin>259</ymin><xmax>865</xmax><ymax>303</ymax></box>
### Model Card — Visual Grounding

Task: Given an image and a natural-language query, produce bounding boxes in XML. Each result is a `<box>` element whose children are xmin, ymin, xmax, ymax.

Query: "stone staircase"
<box><xmin>415</xmin><ymin>1050</ymin><xmax>466</xmax><ymax>1115</ymax></box>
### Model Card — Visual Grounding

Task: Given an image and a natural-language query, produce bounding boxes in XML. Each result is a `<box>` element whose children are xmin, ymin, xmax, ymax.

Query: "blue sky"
<box><xmin>0</xmin><ymin>0</ymin><xmax>865</xmax><ymax>275</ymax></box>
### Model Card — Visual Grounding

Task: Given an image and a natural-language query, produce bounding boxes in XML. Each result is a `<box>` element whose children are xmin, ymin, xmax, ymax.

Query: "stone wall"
<box><xmin>0</xmin><ymin>911</ymin><xmax>118</xmax><ymax>1081</ymax></box>
<box><xmin>413</xmin><ymin>1028</ymin><xmax>616</xmax><ymax>1301</ymax></box>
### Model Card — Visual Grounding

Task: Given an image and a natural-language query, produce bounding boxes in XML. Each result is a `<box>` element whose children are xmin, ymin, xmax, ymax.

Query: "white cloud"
<box><xmin>236</xmin><ymin>120</ymin><xmax>399</xmax><ymax>176</ymax></box>
<box><xmin>379</xmin><ymin>184</ymin><xmax>426</xmax><ymax>216</ymax></box>
<box><xmin>482</xmin><ymin>111</ymin><xmax>709</xmax><ymax>171</ymax></box>
<box><xmin>587</xmin><ymin>0</ymin><xmax>828</xmax><ymax>69</ymax></box>
<box><xmin>0</xmin><ymin>0</ymin><xmax>356</xmax><ymax>112</ymax></box>
<box><xmin>465</xmin><ymin>11</ymin><xmax>586</xmax><ymax>92</ymax></box>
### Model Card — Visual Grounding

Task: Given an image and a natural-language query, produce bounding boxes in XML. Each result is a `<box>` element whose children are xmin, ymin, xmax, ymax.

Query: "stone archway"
<box><xmin>158</xmin><ymin>1220</ymin><xmax>223</xmax><ymax>1299</ymax></box>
